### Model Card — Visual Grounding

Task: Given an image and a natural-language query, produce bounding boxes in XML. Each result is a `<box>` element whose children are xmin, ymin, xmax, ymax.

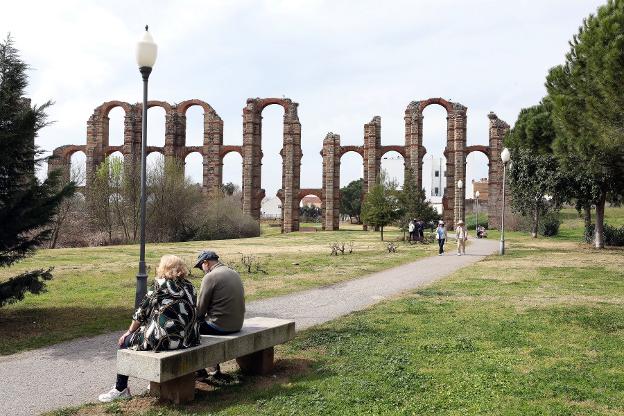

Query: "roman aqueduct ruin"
<box><xmin>48</xmin><ymin>97</ymin><xmax>510</xmax><ymax>232</ymax></box>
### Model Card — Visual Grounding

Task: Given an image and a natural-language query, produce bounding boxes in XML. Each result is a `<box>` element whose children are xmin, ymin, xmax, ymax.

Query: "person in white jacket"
<box><xmin>455</xmin><ymin>220</ymin><xmax>468</xmax><ymax>256</ymax></box>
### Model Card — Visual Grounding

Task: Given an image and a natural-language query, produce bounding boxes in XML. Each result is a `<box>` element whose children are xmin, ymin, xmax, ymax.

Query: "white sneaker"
<box><xmin>457</xmin><ymin>253</ymin><xmax>461</xmax><ymax>256</ymax></box>
<box><xmin>98</xmin><ymin>385</ymin><xmax>131</xmax><ymax>403</ymax></box>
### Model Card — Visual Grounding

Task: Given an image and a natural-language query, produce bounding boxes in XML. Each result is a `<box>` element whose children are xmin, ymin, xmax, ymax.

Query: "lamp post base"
<box><xmin>499</xmin><ymin>239</ymin><xmax>505</xmax><ymax>255</ymax></box>
<box><xmin>135</xmin><ymin>267</ymin><xmax>148</xmax><ymax>308</ymax></box>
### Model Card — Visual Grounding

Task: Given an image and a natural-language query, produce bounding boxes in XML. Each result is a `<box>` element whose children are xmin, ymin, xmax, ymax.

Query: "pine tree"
<box><xmin>546</xmin><ymin>0</ymin><xmax>624</xmax><ymax>248</ymax></box>
<box><xmin>0</xmin><ymin>35</ymin><xmax>74</xmax><ymax>307</ymax></box>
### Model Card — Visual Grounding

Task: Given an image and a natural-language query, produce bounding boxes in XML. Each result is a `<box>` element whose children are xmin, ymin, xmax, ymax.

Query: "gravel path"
<box><xmin>0</xmin><ymin>238</ymin><xmax>497</xmax><ymax>415</ymax></box>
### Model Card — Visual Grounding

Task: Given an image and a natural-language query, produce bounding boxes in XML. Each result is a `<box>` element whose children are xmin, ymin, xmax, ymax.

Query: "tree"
<box><xmin>505</xmin><ymin>100</ymin><xmax>562</xmax><ymax>237</ymax></box>
<box><xmin>361</xmin><ymin>171</ymin><xmax>400</xmax><ymax>241</ymax></box>
<box><xmin>221</xmin><ymin>182</ymin><xmax>239</xmax><ymax>196</ymax></box>
<box><xmin>146</xmin><ymin>157</ymin><xmax>203</xmax><ymax>242</ymax></box>
<box><xmin>299</xmin><ymin>205</ymin><xmax>321</xmax><ymax>222</ymax></box>
<box><xmin>0</xmin><ymin>35</ymin><xmax>74</xmax><ymax>306</ymax></box>
<box><xmin>87</xmin><ymin>158</ymin><xmax>115</xmax><ymax>242</ymax></box>
<box><xmin>507</xmin><ymin>149</ymin><xmax>561</xmax><ymax>238</ymax></box>
<box><xmin>340</xmin><ymin>178</ymin><xmax>363</xmax><ymax>223</ymax></box>
<box><xmin>505</xmin><ymin>97</ymin><xmax>556</xmax><ymax>154</ymax></box>
<box><xmin>546</xmin><ymin>0</ymin><xmax>624</xmax><ymax>248</ymax></box>
<box><xmin>398</xmin><ymin>168</ymin><xmax>440</xmax><ymax>235</ymax></box>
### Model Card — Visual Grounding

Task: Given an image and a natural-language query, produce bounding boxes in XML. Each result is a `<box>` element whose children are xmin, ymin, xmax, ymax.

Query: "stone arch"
<box><xmin>184</xmin><ymin>151</ymin><xmax>203</xmax><ymax>185</ymax></box>
<box><xmin>380</xmin><ymin>149</ymin><xmax>405</xmax><ymax>187</ymax></box>
<box><xmin>48</xmin><ymin>145</ymin><xmax>86</xmax><ymax>183</ymax></box>
<box><xmin>219</xmin><ymin>145</ymin><xmax>243</xmax><ymax>158</ymax></box>
<box><xmin>242</xmin><ymin>97</ymin><xmax>302</xmax><ymax>233</ymax></box>
<box><xmin>465</xmin><ymin>145</ymin><xmax>490</xmax><ymax>159</ymax></box>
<box><xmin>404</xmin><ymin>98</ymin><xmax>467</xmax><ymax>227</ymax></box>
<box><xmin>297</xmin><ymin>189</ymin><xmax>324</xmax><ymax>230</ymax></box>
<box><xmin>69</xmin><ymin>150</ymin><xmax>87</xmax><ymax>186</ymax></box>
<box><xmin>221</xmin><ymin>150</ymin><xmax>243</xmax><ymax>193</ymax></box>
<box><xmin>177</xmin><ymin>100</ymin><xmax>224</xmax><ymax>195</ymax></box>
<box><xmin>146</xmin><ymin>151</ymin><xmax>164</xmax><ymax>171</ymax></box>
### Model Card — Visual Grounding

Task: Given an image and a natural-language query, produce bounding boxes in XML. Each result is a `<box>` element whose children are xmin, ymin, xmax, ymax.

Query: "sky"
<box><xmin>2</xmin><ymin>0</ymin><xmax>606</xmax><ymax>197</ymax></box>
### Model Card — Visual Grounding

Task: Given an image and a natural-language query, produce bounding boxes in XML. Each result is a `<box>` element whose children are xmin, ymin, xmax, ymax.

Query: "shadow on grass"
<box><xmin>0</xmin><ymin>306</ymin><xmax>130</xmax><ymax>356</ymax></box>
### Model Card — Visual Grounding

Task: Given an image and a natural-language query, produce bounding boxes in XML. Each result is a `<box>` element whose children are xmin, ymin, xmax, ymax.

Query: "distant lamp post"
<box><xmin>500</xmin><ymin>147</ymin><xmax>511</xmax><ymax>255</ymax></box>
<box><xmin>135</xmin><ymin>25</ymin><xmax>158</xmax><ymax>308</ymax></box>
<box><xmin>475</xmin><ymin>190</ymin><xmax>480</xmax><ymax>232</ymax></box>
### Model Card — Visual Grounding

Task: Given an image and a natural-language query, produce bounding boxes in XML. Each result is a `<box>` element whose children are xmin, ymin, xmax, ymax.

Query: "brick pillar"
<box><xmin>453</xmin><ymin>103</ymin><xmax>467</xmax><ymax>226</ymax></box>
<box><xmin>242</xmin><ymin>99</ymin><xmax>262</xmax><ymax>220</ymax></box>
<box><xmin>84</xmin><ymin>111</ymin><xmax>101</xmax><ymax>189</ymax></box>
<box><xmin>281</xmin><ymin>101</ymin><xmax>302</xmax><ymax>233</ymax></box>
<box><xmin>364</xmin><ymin>116</ymin><xmax>381</xmax><ymax>194</ymax></box>
<box><xmin>322</xmin><ymin>133</ymin><xmax>341</xmax><ymax>230</ymax></box>
<box><xmin>204</xmin><ymin>111</ymin><xmax>224</xmax><ymax>196</ymax></box>
<box><xmin>47</xmin><ymin>146</ymin><xmax>71</xmax><ymax>182</ymax></box>
<box><xmin>487</xmin><ymin>112</ymin><xmax>510</xmax><ymax>229</ymax></box>
<box><xmin>443</xmin><ymin>111</ymin><xmax>455</xmax><ymax>227</ymax></box>
<box><xmin>122</xmin><ymin>104</ymin><xmax>143</xmax><ymax>183</ymax></box>
<box><xmin>404</xmin><ymin>101</ymin><xmax>423</xmax><ymax>188</ymax></box>
<box><xmin>164</xmin><ymin>110</ymin><xmax>182</xmax><ymax>162</ymax></box>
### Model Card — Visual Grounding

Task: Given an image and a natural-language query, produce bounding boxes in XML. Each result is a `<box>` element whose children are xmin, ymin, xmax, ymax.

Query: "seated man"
<box><xmin>194</xmin><ymin>250</ymin><xmax>245</xmax><ymax>377</ymax></box>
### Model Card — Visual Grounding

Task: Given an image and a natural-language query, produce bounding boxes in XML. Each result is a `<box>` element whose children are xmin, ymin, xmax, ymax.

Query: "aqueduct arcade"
<box><xmin>49</xmin><ymin>97</ymin><xmax>509</xmax><ymax>233</ymax></box>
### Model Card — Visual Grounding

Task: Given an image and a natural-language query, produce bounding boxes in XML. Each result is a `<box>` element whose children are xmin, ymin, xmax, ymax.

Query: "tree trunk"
<box><xmin>583</xmin><ymin>203</ymin><xmax>592</xmax><ymax>231</ymax></box>
<box><xmin>380</xmin><ymin>226</ymin><xmax>384</xmax><ymax>241</ymax></box>
<box><xmin>531</xmin><ymin>208</ymin><xmax>539</xmax><ymax>238</ymax></box>
<box><xmin>594</xmin><ymin>191</ymin><xmax>606</xmax><ymax>249</ymax></box>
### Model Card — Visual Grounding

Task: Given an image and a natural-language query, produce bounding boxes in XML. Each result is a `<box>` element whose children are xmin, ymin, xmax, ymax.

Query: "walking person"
<box><xmin>455</xmin><ymin>220</ymin><xmax>468</xmax><ymax>256</ymax></box>
<box><xmin>98</xmin><ymin>255</ymin><xmax>200</xmax><ymax>403</ymax></box>
<box><xmin>435</xmin><ymin>220</ymin><xmax>447</xmax><ymax>255</ymax></box>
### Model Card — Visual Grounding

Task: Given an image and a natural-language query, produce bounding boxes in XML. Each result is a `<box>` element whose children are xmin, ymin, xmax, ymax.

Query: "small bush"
<box><xmin>516</xmin><ymin>211</ymin><xmax>561</xmax><ymax>236</ymax></box>
<box><xmin>193</xmin><ymin>195</ymin><xmax>260</xmax><ymax>241</ymax></box>
<box><xmin>585</xmin><ymin>224</ymin><xmax>624</xmax><ymax>246</ymax></box>
<box><xmin>541</xmin><ymin>213</ymin><xmax>561</xmax><ymax>237</ymax></box>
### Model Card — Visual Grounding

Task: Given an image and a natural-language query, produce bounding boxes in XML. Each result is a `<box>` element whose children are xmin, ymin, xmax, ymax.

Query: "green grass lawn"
<box><xmin>48</xmin><ymin>208</ymin><xmax>624</xmax><ymax>416</ymax></box>
<box><xmin>0</xmin><ymin>224</ymin><xmax>432</xmax><ymax>355</ymax></box>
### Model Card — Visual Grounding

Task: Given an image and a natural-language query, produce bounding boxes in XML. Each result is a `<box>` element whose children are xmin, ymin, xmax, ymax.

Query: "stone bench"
<box><xmin>117</xmin><ymin>317</ymin><xmax>295</xmax><ymax>403</ymax></box>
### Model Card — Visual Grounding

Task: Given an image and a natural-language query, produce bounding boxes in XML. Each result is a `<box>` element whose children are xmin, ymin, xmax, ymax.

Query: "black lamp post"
<box><xmin>499</xmin><ymin>147</ymin><xmax>511</xmax><ymax>255</ymax></box>
<box><xmin>134</xmin><ymin>25</ymin><xmax>158</xmax><ymax>308</ymax></box>
<box><xmin>475</xmin><ymin>190</ymin><xmax>480</xmax><ymax>232</ymax></box>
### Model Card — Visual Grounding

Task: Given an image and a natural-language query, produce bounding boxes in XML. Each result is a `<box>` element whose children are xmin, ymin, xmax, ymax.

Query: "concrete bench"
<box><xmin>117</xmin><ymin>317</ymin><xmax>295</xmax><ymax>403</ymax></box>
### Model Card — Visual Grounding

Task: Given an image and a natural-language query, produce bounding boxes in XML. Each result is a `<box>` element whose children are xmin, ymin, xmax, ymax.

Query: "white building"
<box><xmin>260</xmin><ymin>196</ymin><xmax>282</xmax><ymax>219</ymax></box>
<box><xmin>422</xmin><ymin>154</ymin><xmax>446</xmax><ymax>214</ymax></box>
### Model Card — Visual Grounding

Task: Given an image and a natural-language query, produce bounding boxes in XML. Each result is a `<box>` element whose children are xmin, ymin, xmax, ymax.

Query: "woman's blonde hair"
<box><xmin>156</xmin><ymin>255</ymin><xmax>189</xmax><ymax>279</ymax></box>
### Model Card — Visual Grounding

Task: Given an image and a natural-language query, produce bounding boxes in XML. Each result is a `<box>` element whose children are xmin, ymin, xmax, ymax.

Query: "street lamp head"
<box><xmin>136</xmin><ymin>25</ymin><xmax>158</xmax><ymax>69</ymax></box>
<box><xmin>475</xmin><ymin>190</ymin><xmax>480</xmax><ymax>199</ymax></box>
<box><xmin>501</xmin><ymin>147</ymin><xmax>511</xmax><ymax>164</ymax></box>
<box><xmin>457</xmin><ymin>180</ymin><xmax>463</xmax><ymax>190</ymax></box>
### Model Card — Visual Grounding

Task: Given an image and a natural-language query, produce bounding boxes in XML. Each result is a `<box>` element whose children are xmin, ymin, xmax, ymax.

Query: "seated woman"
<box><xmin>98</xmin><ymin>255</ymin><xmax>200</xmax><ymax>402</ymax></box>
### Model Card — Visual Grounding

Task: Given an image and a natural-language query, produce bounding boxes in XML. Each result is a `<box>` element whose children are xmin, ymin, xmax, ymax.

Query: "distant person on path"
<box><xmin>455</xmin><ymin>220</ymin><xmax>468</xmax><ymax>256</ymax></box>
<box><xmin>408</xmin><ymin>219</ymin><xmax>416</xmax><ymax>242</ymax></box>
<box><xmin>194</xmin><ymin>250</ymin><xmax>245</xmax><ymax>378</ymax></box>
<box><xmin>98</xmin><ymin>255</ymin><xmax>200</xmax><ymax>403</ymax></box>
<box><xmin>435</xmin><ymin>220</ymin><xmax>447</xmax><ymax>255</ymax></box>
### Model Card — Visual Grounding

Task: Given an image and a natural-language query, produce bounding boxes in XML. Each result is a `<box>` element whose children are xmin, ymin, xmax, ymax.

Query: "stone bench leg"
<box><xmin>236</xmin><ymin>346</ymin><xmax>274</xmax><ymax>375</ymax></box>
<box><xmin>149</xmin><ymin>373</ymin><xmax>195</xmax><ymax>404</ymax></box>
